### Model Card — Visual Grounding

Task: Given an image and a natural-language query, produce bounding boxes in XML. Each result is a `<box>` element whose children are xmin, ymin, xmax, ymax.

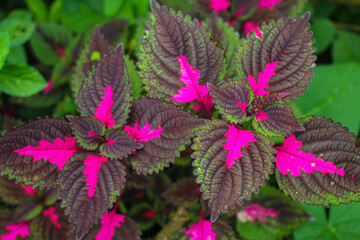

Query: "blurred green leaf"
<box><xmin>6</xmin><ymin>46</ymin><xmax>27</xmax><ymax>64</ymax></box>
<box><xmin>314</xmin><ymin>2</ymin><xmax>337</xmax><ymax>18</ymax></box>
<box><xmin>312</xmin><ymin>18</ymin><xmax>335</xmax><ymax>54</ymax></box>
<box><xmin>25</xmin><ymin>0</ymin><xmax>48</xmax><ymax>22</ymax></box>
<box><xmin>0</xmin><ymin>32</ymin><xmax>10</xmax><ymax>70</ymax></box>
<box><xmin>104</xmin><ymin>0</ymin><xmax>124</xmax><ymax>16</ymax></box>
<box><xmin>293</xmin><ymin>63</ymin><xmax>360</xmax><ymax>134</ymax></box>
<box><xmin>295</xmin><ymin>203</ymin><xmax>360</xmax><ymax>240</ymax></box>
<box><xmin>49</xmin><ymin>0</ymin><xmax>62</xmax><ymax>22</ymax></box>
<box><xmin>125</xmin><ymin>54</ymin><xmax>142</xmax><ymax>100</ymax></box>
<box><xmin>332</xmin><ymin>29</ymin><xmax>360</xmax><ymax>63</ymax></box>
<box><xmin>0</xmin><ymin>16</ymin><xmax>35</xmax><ymax>47</ymax></box>
<box><xmin>0</xmin><ymin>64</ymin><xmax>47</xmax><ymax>97</ymax></box>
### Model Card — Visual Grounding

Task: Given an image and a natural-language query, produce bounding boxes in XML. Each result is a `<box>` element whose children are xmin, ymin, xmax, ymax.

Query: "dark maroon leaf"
<box><xmin>138</xmin><ymin>0</ymin><xmax>226</xmax><ymax>102</ymax></box>
<box><xmin>100</xmin><ymin>19</ymin><xmax>129</xmax><ymax>45</ymax></box>
<box><xmin>208</xmin><ymin>80</ymin><xmax>253</xmax><ymax>124</ymax></box>
<box><xmin>76</xmin><ymin>44</ymin><xmax>132</xmax><ymax>129</ymax></box>
<box><xmin>234</xmin><ymin>12</ymin><xmax>316</xmax><ymax>100</ymax></box>
<box><xmin>0</xmin><ymin>209</ymin><xmax>13</xmax><ymax>235</ymax></box>
<box><xmin>58</xmin><ymin>153</ymin><xmax>126</xmax><ymax>239</ymax></box>
<box><xmin>67</xmin><ymin>116</ymin><xmax>105</xmax><ymax>150</ymax></box>
<box><xmin>276</xmin><ymin>116</ymin><xmax>360</xmax><ymax>206</ymax></box>
<box><xmin>12</xmin><ymin>201</ymin><xmax>43</xmax><ymax>222</ymax></box>
<box><xmin>127</xmin><ymin>98</ymin><xmax>204</xmax><ymax>175</ymax></box>
<box><xmin>0</xmin><ymin>176</ymin><xmax>33</xmax><ymax>205</ymax></box>
<box><xmin>252</xmin><ymin>101</ymin><xmax>304</xmax><ymax>137</ymax></box>
<box><xmin>72</xmin><ymin>26</ymin><xmax>111</xmax><ymax>96</ymax></box>
<box><xmin>100</xmin><ymin>128</ymin><xmax>143</xmax><ymax>159</ymax></box>
<box><xmin>82</xmin><ymin>216</ymin><xmax>142</xmax><ymax>240</ymax></box>
<box><xmin>192</xmin><ymin>119</ymin><xmax>275</xmax><ymax>221</ymax></box>
<box><xmin>212</xmin><ymin>221</ymin><xmax>238</xmax><ymax>239</ymax></box>
<box><xmin>0</xmin><ymin>118</ymin><xmax>73</xmax><ymax>189</ymax></box>
<box><xmin>162</xmin><ymin>177</ymin><xmax>200</xmax><ymax>208</ymax></box>
<box><xmin>29</xmin><ymin>204</ymin><xmax>70</xmax><ymax>240</ymax></box>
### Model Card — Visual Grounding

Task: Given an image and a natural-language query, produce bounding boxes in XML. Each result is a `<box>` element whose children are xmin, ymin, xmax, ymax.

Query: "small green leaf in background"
<box><xmin>49</xmin><ymin>0</ymin><xmax>62</xmax><ymax>22</ymax></box>
<box><xmin>332</xmin><ymin>29</ymin><xmax>360</xmax><ymax>63</ymax></box>
<box><xmin>0</xmin><ymin>15</ymin><xmax>35</xmax><ymax>47</ymax></box>
<box><xmin>25</xmin><ymin>0</ymin><xmax>48</xmax><ymax>22</ymax></box>
<box><xmin>7</xmin><ymin>46</ymin><xmax>27</xmax><ymax>64</ymax></box>
<box><xmin>294</xmin><ymin>203</ymin><xmax>360</xmax><ymax>240</ymax></box>
<box><xmin>124</xmin><ymin>54</ymin><xmax>142</xmax><ymax>100</ymax></box>
<box><xmin>0</xmin><ymin>64</ymin><xmax>47</xmax><ymax>97</ymax></box>
<box><xmin>104</xmin><ymin>0</ymin><xmax>124</xmax><ymax>17</ymax></box>
<box><xmin>312</xmin><ymin>18</ymin><xmax>335</xmax><ymax>54</ymax></box>
<box><xmin>293</xmin><ymin>63</ymin><xmax>360</xmax><ymax>134</ymax></box>
<box><xmin>0</xmin><ymin>32</ymin><xmax>10</xmax><ymax>70</ymax></box>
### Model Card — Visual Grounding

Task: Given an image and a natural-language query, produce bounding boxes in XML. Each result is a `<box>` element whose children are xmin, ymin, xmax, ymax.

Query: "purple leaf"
<box><xmin>248</xmin><ymin>61</ymin><xmax>277</xmax><ymax>97</ymax></box>
<box><xmin>224</xmin><ymin>125</ymin><xmax>257</xmax><ymax>169</ymax></box>
<box><xmin>237</xmin><ymin>204</ymin><xmax>280</xmax><ymax>223</ymax></box>
<box><xmin>0</xmin><ymin>221</ymin><xmax>30</xmax><ymax>240</ymax></box>
<box><xmin>162</xmin><ymin>177</ymin><xmax>199</xmax><ymax>208</ymax></box>
<box><xmin>76</xmin><ymin>44</ymin><xmax>131</xmax><ymax>129</ymax></box>
<box><xmin>244</xmin><ymin>21</ymin><xmax>263</xmax><ymax>38</ymax></box>
<box><xmin>95</xmin><ymin>208</ymin><xmax>125</xmax><ymax>240</ymax></box>
<box><xmin>59</xmin><ymin>153</ymin><xmax>126</xmax><ymax>239</ymax></box>
<box><xmin>235</xmin><ymin>13</ymin><xmax>316</xmax><ymax>100</ymax></box>
<box><xmin>138</xmin><ymin>0</ymin><xmax>226</xmax><ymax>102</ymax></box>
<box><xmin>124</xmin><ymin>120</ymin><xmax>164</xmax><ymax>142</ymax></box>
<box><xmin>185</xmin><ymin>212</ymin><xmax>216</xmax><ymax>240</ymax></box>
<box><xmin>276</xmin><ymin>116</ymin><xmax>360</xmax><ymax>206</ymax></box>
<box><xmin>128</xmin><ymin>98</ymin><xmax>203</xmax><ymax>175</ymax></box>
<box><xmin>0</xmin><ymin>177</ymin><xmax>34</xmax><ymax>205</ymax></box>
<box><xmin>208</xmin><ymin>80</ymin><xmax>252</xmax><ymax>124</ymax></box>
<box><xmin>258</xmin><ymin>0</ymin><xmax>282</xmax><ymax>10</ymax></box>
<box><xmin>0</xmin><ymin>118</ymin><xmax>73</xmax><ymax>189</ymax></box>
<box><xmin>67</xmin><ymin>116</ymin><xmax>106</xmax><ymax>150</ymax></box>
<box><xmin>100</xmin><ymin>128</ymin><xmax>143</xmax><ymax>159</ymax></box>
<box><xmin>192</xmin><ymin>120</ymin><xmax>275</xmax><ymax>221</ymax></box>
<box><xmin>14</xmin><ymin>136</ymin><xmax>79</xmax><ymax>171</ymax></box>
<box><xmin>209</xmin><ymin>0</ymin><xmax>230</xmax><ymax>12</ymax></box>
<box><xmin>43</xmin><ymin>207</ymin><xmax>61</xmax><ymax>229</ymax></box>
<box><xmin>275</xmin><ymin>134</ymin><xmax>345</xmax><ymax>176</ymax></box>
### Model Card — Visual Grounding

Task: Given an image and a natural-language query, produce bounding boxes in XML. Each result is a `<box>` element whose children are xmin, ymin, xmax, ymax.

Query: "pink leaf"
<box><xmin>93</xmin><ymin>84</ymin><xmax>116</xmax><ymax>128</ymax></box>
<box><xmin>275</xmin><ymin>134</ymin><xmax>345</xmax><ymax>176</ymax></box>
<box><xmin>88</xmin><ymin>131</ymin><xmax>97</xmax><ymax>137</ymax></box>
<box><xmin>224</xmin><ymin>125</ymin><xmax>257</xmax><ymax>169</ymax></box>
<box><xmin>20</xmin><ymin>183</ymin><xmax>37</xmax><ymax>196</ymax></box>
<box><xmin>248</xmin><ymin>61</ymin><xmax>278</xmax><ymax>97</ymax></box>
<box><xmin>209</xmin><ymin>0</ymin><xmax>230</xmax><ymax>12</ymax></box>
<box><xmin>237</xmin><ymin>204</ymin><xmax>279</xmax><ymax>223</ymax></box>
<box><xmin>258</xmin><ymin>0</ymin><xmax>282</xmax><ymax>10</ymax></box>
<box><xmin>172</xmin><ymin>56</ymin><xmax>211</xmax><ymax>108</ymax></box>
<box><xmin>82</xmin><ymin>155</ymin><xmax>108</xmax><ymax>198</ymax></box>
<box><xmin>255</xmin><ymin>109</ymin><xmax>269</xmax><ymax>121</ymax></box>
<box><xmin>124</xmin><ymin>120</ymin><xmax>164</xmax><ymax>142</ymax></box>
<box><xmin>13</xmin><ymin>136</ymin><xmax>79</xmax><ymax>170</ymax></box>
<box><xmin>191</xmin><ymin>95</ymin><xmax>216</xmax><ymax>113</ymax></box>
<box><xmin>0</xmin><ymin>221</ymin><xmax>30</xmax><ymax>240</ymax></box>
<box><xmin>144</xmin><ymin>209</ymin><xmax>157</xmax><ymax>218</ymax></box>
<box><xmin>105</xmin><ymin>138</ymin><xmax>117</xmax><ymax>145</ymax></box>
<box><xmin>43</xmin><ymin>78</ymin><xmax>53</xmax><ymax>93</ymax></box>
<box><xmin>95</xmin><ymin>208</ymin><xmax>125</xmax><ymax>240</ymax></box>
<box><xmin>236</xmin><ymin>101</ymin><xmax>249</xmax><ymax>114</ymax></box>
<box><xmin>243</xmin><ymin>22</ymin><xmax>263</xmax><ymax>38</ymax></box>
<box><xmin>43</xmin><ymin>207</ymin><xmax>61</xmax><ymax>229</ymax></box>
<box><xmin>185</xmin><ymin>213</ymin><xmax>216</xmax><ymax>240</ymax></box>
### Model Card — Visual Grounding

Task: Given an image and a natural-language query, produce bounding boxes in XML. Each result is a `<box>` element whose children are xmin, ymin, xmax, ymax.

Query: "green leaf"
<box><xmin>0</xmin><ymin>64</ymin><xmax>47</xmax><ymax>97</ymax></box>
<box><xmin>312</xmin><ymin>18</ymin><xmax>335</xmax><ymax>54</ymax></box>
<box><xmin>295</xmin><ymin>203</ymin><xmax>360</xmax><ymax>240</ymax></box>
<box><xmin>6</xmin><ymin>46</ymin><xmax>27</xmax><ymax>64</ymax></box>
<box><xmin>0</xmin><ymin>32</ymin><xmax>9</xmax><ymax>70</ymax></box>
<box><xmin>332</xmin><ymin>29</ymin><xmax>360</xmax><ymax>63</ymax></box>
<box><xmin>104</xmin><ymin>0</ymin><xmax>124</xmax><ymax>16</ymax></box>
<box><xmin>125</xmin><ymin>54</ymin><xmax>143</xmax><ymax>100</ymax></box>
<box><xmin>293</xmin><ymin>63</ymin><xmax>360</xmax><ymax>134</ymax></box>
<box><xmin>49</xmin><ymin>0</ymin><xmax>62</xmax><ymax>22</ymax></box>
<box><xmin>0</xmin><ymin>17</ymin><xmax>35</xmax><ymax>47</ymax></box>
<box><xmin>25</xmin><ymin>0</ymin><xmax>48</xmax><ymax>22</ymax></box>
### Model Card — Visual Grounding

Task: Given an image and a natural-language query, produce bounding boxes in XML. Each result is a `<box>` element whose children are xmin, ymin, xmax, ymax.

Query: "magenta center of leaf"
<box><xmin>82</xmin><ymin>155</ymin><xmax>108</xmax><ymax>198</ymax></box>
<box><xmin>93</xmin><ymin>84</ymin><xmax>116</xmax><ymax>128</ymax></box>
<box><xmin>124</xmin><ymin>120</ymin><xmax>164</xmax><ymax>142</ymax></box>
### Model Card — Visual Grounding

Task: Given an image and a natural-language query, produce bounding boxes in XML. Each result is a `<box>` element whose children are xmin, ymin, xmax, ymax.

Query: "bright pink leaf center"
<box><xmin>43</xmin><ymin>78</ymin><xmax>53</xmax><ymax>93</ymax></box>
<box><xmin>237</xmin><ymin>204</ymin><xmax>280</xmax><ymax>223</ymax></box>
<box><xmin>88</xmin><ymin>131</ymin><xmax>97</xmax><ymax>137</ymax></box>
<box><xmin>105</xmin><ymin>138</ymin><xmax>117</xmax><ymax>145</ymax></box>
<box><xmin>243</xmin><ymin>21</ymin><xmax>263</xmax><ymax>38</ymax></box>
<box><xmin>0</xmin><ymin>221</ymin><xmax>30</xmax><ymax>240</ymax></box>
<box><xmin>236</xmin><ymin>101</ymin><xmax>249</xmax><ymax>114</ymax></box>
<box><xmin>255</xmin><ymin>109</ymin><xmax>269</xmax><ymax>121</ymax></box>
<box><xmin>83</xmin><ymin>155</ymin><xmax>108</xmax><ymax>198</ymax></box>
<box><xmin>13</xmin><ymin>136</ymin><xmax>79</xmax><ymax>170</ymax></box>
<box><xmin>185</xmin><ymin>213</ymin><xmax>216</xmax><ymax>240</ymax></box>
<box><xmin>172</xmin><ymin>55</ymin><xmax>214</xmax><ymax>113</ymax></box>
<box><xmin>20</xmin><ymin>183</ymin><xmax>37</xmax><ymax>196</ymax></box>
<box><xmin>144</xmin><ymin>209</ymin><xmax>157</xmax><ymax>218</ymax></box>
<box><xmin>43</xmin><ymin>207</ymin><xmax>61</xmax><ymax>229</ymax></box>
<box><xmin>54</xmin><ymin>45</ymin><xmax>66</xmax><ymax>60</ymax></box>
<box><xmin>224</xmin><ymin>125</ymin><xmax>257</xmax><ymax>169</ymax></box>
<box><xmin>95</xmin><ymin>208</ymin><xmax>125</xmax><ymax>240</ymax></box>
<box><xmin>248</xmin><ymin>61</ymin><xmax>278</xmax><ymax>97</ymax></box>
<box><xmin>190</xmin><ymin>95</ymin><xmax>215</xmax><ymax>113</ymax></box>
<box><xmin>275</xmin><ymin>134</ymin><xmax>345</xmax><ymax>176</ymax></box>
<box><xmin>258</xmin><ymin>0</ymin><xmax>282</xmax><ymax>10</ymax></box>
<box><xmin>124</xmin><ymin>120</ymin><xmax>164</xmax><ymax>142</ymax></box>
<box><xmin>93</xmin><ymin>84</ymin><xmax>116</xmax><ymax>128</ymax></box>
<box><xmin>209</xmin><ymin>0</ymin><xmax>230</xmax><ymax>12</ymax></box>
